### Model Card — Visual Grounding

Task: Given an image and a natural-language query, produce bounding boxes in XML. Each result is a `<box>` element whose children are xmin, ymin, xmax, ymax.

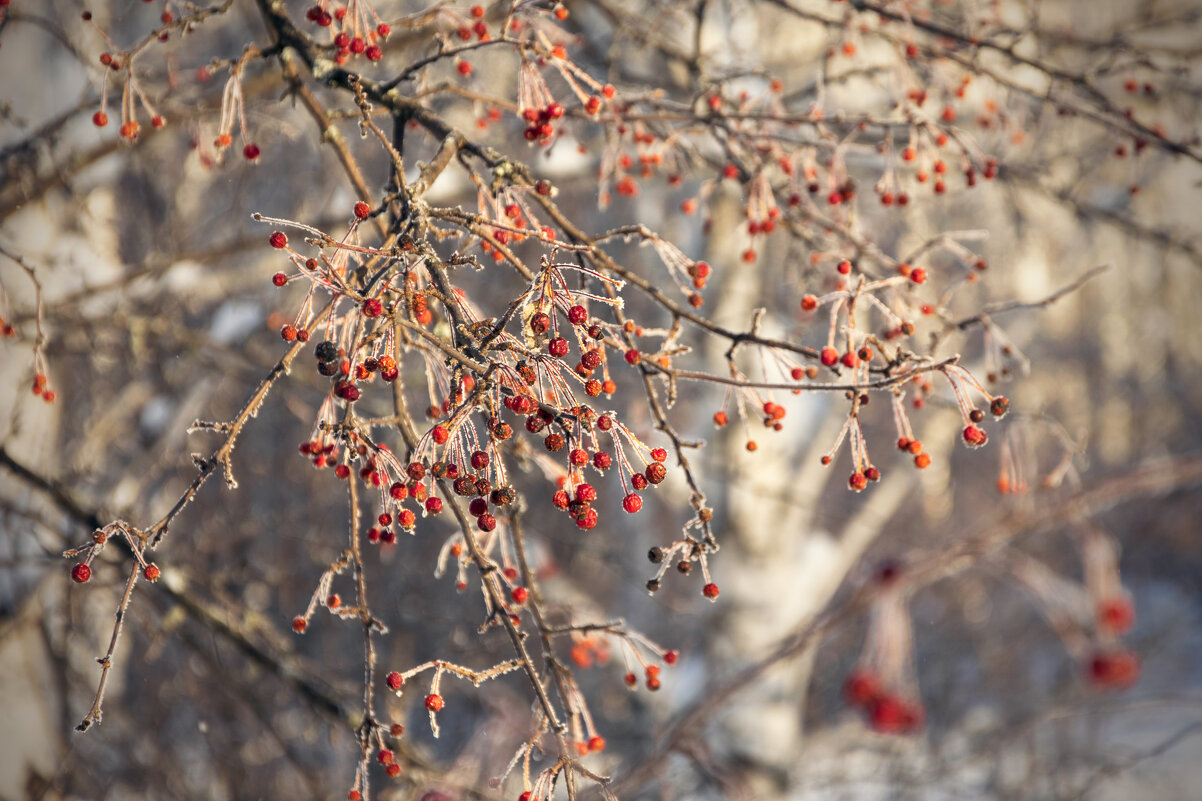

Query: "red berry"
<box><xmin>1097</xmin><ymin>597</ymin><xmax>1135</xmax><ymax>634</ymax></box>
<box><xmin>568</xmin><ymin>304</ymin><xmax>588</xmax><ymax>325</ymax></box>
<box><xmin>243</xmin><ymin>143</ymin><xmax>261</xmax><ymax>160</ymax></box>
<box><xmin>269</xmin><ymin>231</ymin><xmax>288</xmax><ymax>249</ymax></box>
<box><xmin>962</xmin><ymin>425</ymin><xmax>988</xmax><ymax>448</ymax></box>
<box><xmin>353</xmin><ymin>201</ymin><xmax>371</xmax><ymax>219</ymax></box>
<box><xmin>820</xmin><ymin>346</ymin><xmax>839</xmax><ymax>367</ymax></box>
<box><xmin>71</xmin><ymin>563</ymin><xmax>92</xmax><ymax>584</ymax></box>
<box><xmin>272</xmin><ymin>272</ymin><xmax>288</xmax><ymax>287</ymax></box>
<box><xmin>1088</xmin><ymin>649</ymin><xmax>1140</xmax><ymax>689</ymax></box>
<box><xmin>843</xmin><ymin>670</ymin><xmax>880</xmax><ymax>708</ymax></box>
<box><xmin>143</xmin><ymin>563</ymin><xmax>160</xmax><ymax>582</ymax></box>
<box><xmin>869</xmin><ymin>694</ymin><xmax>924</xmax><ymax>734</ymax></box>
<box><xmin>511</xmin><ymin>586</ymin><xmax>528</xmax><ymax>604</ymax></box>
<box><xmin>386</xmin><ymin>671</ymin><xmax>404</xmax><ymax>690</ymax></box>
<box><xmin>425</xmin><ymin>693</ymin><xmax>444</xmax><ymax>711</ymax></box>
<box><xmin>92</xmin><ymin>110</ymin><xmax>108</xmax><ymax>127</ymax></box>
<box><xmin>425</xmin><ymin>497</ymin><xmax>444</xmax><ymax>514</ymax></box>
<box><xmin>702</xmin><ymin>582</ymin><xmax>720</xmax><ymax>600</ymax></box>
<box><xmin>291</xmin><ymin>616</ymin><xmax>307</xmax><ymax>633</ymax></box>
<box><xmin>622</xmin><ymin>493</ymin><xmax>643</xmax><ymax>513</ymax></box>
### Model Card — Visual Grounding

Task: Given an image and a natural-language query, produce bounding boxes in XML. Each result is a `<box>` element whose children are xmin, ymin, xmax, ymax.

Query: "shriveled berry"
<box><xmin>71</xmin><ymin>563</ymin><xmax>92</xmax><ymax>583</ymax></box>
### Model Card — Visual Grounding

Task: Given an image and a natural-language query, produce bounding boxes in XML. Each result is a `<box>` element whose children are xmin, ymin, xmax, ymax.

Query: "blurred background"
<box><xmin>2</xmin><ymin>0</ymin><xmax>1201</xmax><ymax>799</ymax></box>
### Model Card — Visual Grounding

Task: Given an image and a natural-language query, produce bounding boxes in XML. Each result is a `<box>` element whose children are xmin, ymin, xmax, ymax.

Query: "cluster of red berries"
<box><xmin>543</xmin><ymin>423</ymin><xmax>664</xmax><ymax>530</ymax></box>
<box><xmin>454</xmin><ymin>6</ymin><xmax>491</xmax><ymax>43</ymax></box>
<box><xmin>818</xmin><ymin>346</ymin><xmax>866</xmax><ymax>369</ymax></box>
<box><xmin>842</xmin><ymin>670</ymin><xmax>925</xmax><ymax>735</ymax></box>
<box><xmin>521</xmin><ymin>102</ymin><xmax>564</xmax><ymax>144</ymax></box>
<box><xmin>527</xmin><ymin>306</ymin><xmax>618</xmax><ymax>395</ymax></box>
<box><xmin>354</xmin><ymin>458</ymin><xmax>516</xmax><ymax>545</ymax></box>
<box><xmin>298</xmin><ymin>439</ymin><xmax>339</xmax><ymax>469</ymax></box>
<box><xmin>31</xmin><ymin>373</ymin><xmax>56</xmax><ymax>403</ymax></box>
<box><xmin>624</xmin><ymin>660</ymin><xmax>672</xmax><ymax>692</ymax></box>
<box><xmin>895</xmin><ymin>437</ymin><xmax>932</xmax><ymax>470</ymax></box>
<box><xmin>331</xmin><ymin>24</ymin><xmax>389</xmax><ymax>64</ymax></box>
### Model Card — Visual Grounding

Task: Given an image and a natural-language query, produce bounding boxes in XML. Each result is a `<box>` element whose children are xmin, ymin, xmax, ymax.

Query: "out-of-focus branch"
<box><xmin>602</xmin><ymin>451</ymin><xmax>1202</xmax><ymax>798</ymax></box>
